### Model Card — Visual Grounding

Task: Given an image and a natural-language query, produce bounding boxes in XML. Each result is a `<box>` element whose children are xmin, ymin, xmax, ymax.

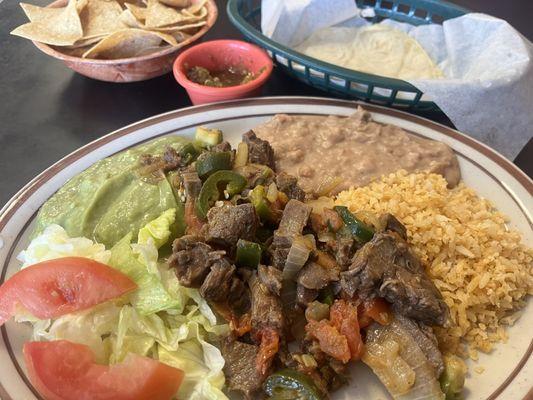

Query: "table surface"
<box><xmin>0</xmin><ymin>0</ymin><xmax>532</xmax><ymax>208</ymax></box>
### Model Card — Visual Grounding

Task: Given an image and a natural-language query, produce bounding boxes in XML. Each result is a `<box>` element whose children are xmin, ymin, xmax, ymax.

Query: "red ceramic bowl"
<box><xmin>173</xmin><ymin>40</ymin><xmax>273</xmax><ymax>105</ymax></box>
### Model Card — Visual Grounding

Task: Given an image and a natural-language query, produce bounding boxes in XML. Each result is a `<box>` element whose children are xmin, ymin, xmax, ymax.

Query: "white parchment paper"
<box><xmin>261</xmin><ymin>0</ymin><xmax>533</xmax><ymax>159</ymax></box>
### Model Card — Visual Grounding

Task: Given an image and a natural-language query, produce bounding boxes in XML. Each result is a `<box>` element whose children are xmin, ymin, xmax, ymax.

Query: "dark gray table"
<box><xmin>0</xmin><ymin>0</ymin><xmax>531</xmax><ymax>208</ymax></box>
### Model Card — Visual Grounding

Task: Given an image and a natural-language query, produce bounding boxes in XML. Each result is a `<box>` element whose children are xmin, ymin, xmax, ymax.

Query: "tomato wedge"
<box><xmin>0</xmin><ymin>257</ymin><xmax>136</xmax><ymax>325</ymax></box>
<box><xmin>24</xmin><ymin>340</ymin><xmax>184</xmax><ymax>400</ymax></box>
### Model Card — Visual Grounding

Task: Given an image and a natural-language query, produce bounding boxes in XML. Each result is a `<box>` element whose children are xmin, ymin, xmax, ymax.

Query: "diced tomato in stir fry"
<box><xmin>306</xmin><ymin>319</ymin><xmax>351</xmax><ymax>364</ymax></box>
<box><xmin>256</xmin><ymin>328</ymin><xmax>280</xmax><ymax>376</ymax></box>
<box><xmin>330</xmin><ymin>300</ymin><xmax>364</xmax><ymax>360</ymax></box>
<box><xmin>358</xmin><ymin>297</ymin><xmax>392</xmax><ymax>328</ymax></box>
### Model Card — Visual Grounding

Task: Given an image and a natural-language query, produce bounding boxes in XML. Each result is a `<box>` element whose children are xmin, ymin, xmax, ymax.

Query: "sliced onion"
<box><xmin>266</xmin><ymin>182</ymin><xmax>278</xmax><ymax>203</ymax></box>
<box><xmin>317</xmin><ymin>231</ymin><xmax>335</xmax><ymax>243</ymax></box>
<box><xmin>314</xmin><ymin>175</ymin><xmax>343</xmax><ymax>197</ymax></box>
<box><xmin>306</xmin><ymin>196</ymin><xmax>335</xmax><ymax>214</ymax></box>
<box><xmin>302</xmin><ymin>234</ymin><xmax>316</xmax><ymax>250</ymax></box>
<box><xmin>234</xmin><ymin>142</ymin><xmax>248</xmax><ymax>167</ymax></box>
<box><xmin>282</xmin><ymin>236</ymin><xmax>311</xmax><ymax>281</ymax></box>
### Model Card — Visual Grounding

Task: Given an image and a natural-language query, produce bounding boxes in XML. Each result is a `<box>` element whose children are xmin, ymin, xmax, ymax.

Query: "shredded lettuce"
<box><xmin>137</xmin><ymin>208</ymin><xmax>177</xmax><ymax>248</ymax></box>
<box><xmin>17</xmin><ymin>213</ymin><xmax>230</xmax><ymax>400</ymax></box>
<box><xmin>108</xmin><ymin>232</ymin><xmax>183</xmax><ymax>315</ymax></box>
<box><xmin>17</xmin><ymin>224</ymin><xmax>110</xmax><ymax>267</ymax></box>
<box><xmin>158</xmin><ymin>322</ymin><xmax>227</xmax><ymax>400</ymax></box>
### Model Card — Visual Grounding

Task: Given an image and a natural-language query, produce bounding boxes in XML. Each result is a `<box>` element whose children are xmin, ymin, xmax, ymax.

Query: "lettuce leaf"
<box><xmin>17</xmin><ymin>302</ymin><xmax>122</xmax><ymax>364</ymax></box>
<box><xmin>18</xmin><ymin>212</ymin><xmax>229</xmax><ymax>399</ymax></box>
<box><xmin>17</xmin><ymin>224</ymin><xmax>110</xmax><ymax>268</ymax></box>
<box><xmin>137</xmin><ymin>208</ymin><xmax>177</xmax><ymax>249</ymax></box>
<box><xmin>108</xmin><ymin>233</ymin><xmax>183</xmax><ymax>315</ymax></box>
<box><xmin>158</xmin><ymin>322</ymin><xmax>228</xmax><ymax>400</ymax></box>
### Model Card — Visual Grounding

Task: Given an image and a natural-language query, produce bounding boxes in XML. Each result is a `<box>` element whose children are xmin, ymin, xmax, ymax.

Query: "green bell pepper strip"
<box><xmin>178</xmin><ymin>143</ymin><xmax>199</xmax><ymax>166</ymax></box>
<box><xmin>196</xmin><ymin>151</ymin><xmax>232</xmax><ymax>179</ymax></box>
<box><xmin>333</xmin><ymin>206</ymin><xmax>374</xmax><ymax>243</ymax></box>
<box><xmin>235</xmin><ymin>239</ymin><xmax>262</xmax><ymax>268</ymax></box>
<box><xmin>264</xmin><ymin>369</ymin><xmax>322</xmax><ymax>400</ymax></box>
<box><xmin>196</xmin><ymin>171</ymin><xmax>246</xmax><ymax>220</ymax></box>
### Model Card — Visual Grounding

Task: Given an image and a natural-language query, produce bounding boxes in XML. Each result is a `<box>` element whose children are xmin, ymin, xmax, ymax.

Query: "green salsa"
<box><xmin>186</xmin><ymin>65</ymin><xmax>258</xmax><ymax>87</ymax></box>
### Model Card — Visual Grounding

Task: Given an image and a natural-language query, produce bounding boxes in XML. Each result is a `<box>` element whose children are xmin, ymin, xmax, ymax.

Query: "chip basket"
<box><xmin>227</xmin><ymin>0</ymin><xmax>468</xmax><ymax>112</ymax></box>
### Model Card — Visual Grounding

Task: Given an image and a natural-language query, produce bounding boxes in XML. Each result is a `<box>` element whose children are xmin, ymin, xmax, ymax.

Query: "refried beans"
<box><xmin>252</xmin><ymin>108</ymin><xmax>460</xmax><ymax>193</ymax></box>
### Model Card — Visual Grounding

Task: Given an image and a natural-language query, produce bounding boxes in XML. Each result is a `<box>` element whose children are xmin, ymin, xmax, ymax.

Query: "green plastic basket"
<box><xmin>227</xmin><ymin>0</ymin><xmax>468</xmax><ymax>112</ymax></box>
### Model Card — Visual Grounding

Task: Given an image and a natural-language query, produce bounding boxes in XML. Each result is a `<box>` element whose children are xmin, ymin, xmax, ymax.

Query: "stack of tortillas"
<box><xmin>11</xmin><ymin>0</ymin><xmax>208</xmax><ymax>59</ymax></box>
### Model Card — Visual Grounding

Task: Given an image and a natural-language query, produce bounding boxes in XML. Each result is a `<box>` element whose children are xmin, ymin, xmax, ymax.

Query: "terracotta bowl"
<box><xmin>31</xmin><ymin>0</ymin><xmax>218</xmax><ymax>82</ymax></box>
<box><xmin>173</xmin><ymin>40</ymin><xmax>273</xmax><ymax>105</ymax></box>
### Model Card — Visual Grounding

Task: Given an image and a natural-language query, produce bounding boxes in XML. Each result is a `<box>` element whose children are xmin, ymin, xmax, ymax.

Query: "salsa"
<box><xmin>186</xmin><ymin>65</ymin><xmax>257</xmax><ymax>87</ymax></box>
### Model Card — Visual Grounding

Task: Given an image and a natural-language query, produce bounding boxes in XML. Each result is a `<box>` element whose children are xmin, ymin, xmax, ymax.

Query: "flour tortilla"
<box><xmin>295</xmin><ymin>24</ymin><xmax>443</xmax><ymax>80</ymax></box>
<box><xmin>11</xmin><ymin>0</ymin><xmax>83</xmax><ymax>46</ymax></box>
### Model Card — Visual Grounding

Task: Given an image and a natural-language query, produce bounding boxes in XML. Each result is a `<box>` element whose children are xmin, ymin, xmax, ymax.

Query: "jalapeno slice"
<box><xmin>264</xmin><ymin>369</ymin><xmax>322</xmax><ymax>400</ymax></box>
<box><xmin>196</xmin><ymin>171</ymin><xmax>246</xmax><ymax>219</ymax></box>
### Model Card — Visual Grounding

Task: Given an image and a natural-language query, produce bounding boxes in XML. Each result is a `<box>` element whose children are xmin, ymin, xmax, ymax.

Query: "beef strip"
<box><xmin>276</xmin><ymin>200</ymin><xmax>311</xmax><ymax>240</ymax></box>
<box><xmin>270</xmin><ymin>200</ymin><xmax>311</xmax><ymax>268</ymax></box>
<box><xmin>258</xmin><ymin>265</ymin><xmax>282</xmax><ymax>296</ymax></box>
<box><xmin>394</xmin><ymin>313</ymin><xmax>444</xmax><ymax>377</ymax></box>
<box><xmin>180</xmin><ymin>171</ymin><xmax>202</xmax><ymax>199</ymax></box>
<box><xmin>243</xmin><ymin>130</ymin><xmax>275</xmax><ymax>169</ymax></box>
<box><xmin>200</xmin><ymin>259</ymin><xmax>236</xmax><ymax>302</ymax></box>
<box><xmin>297</xmin><ymin>261</ymin><xmax>339</xmax><ymax>290</ymax></box>
<box><xmin>162</xmin><ymin>147</ymin><xmax>182</xmax><ymax>170</ymax></box>
<box><xmin>228</xmin><ymin>276</ymin><xmax>250</xmax><ymax>316</ymax></box>
<box><xmin>296</xmin><ymin>284</ymin><xmax>319</xmax><ymax>307</ymax></box>
<box><xmin>221</xmin><ymin>337</ymin><xmax>263</xmax><ymax>398</ymax></box>
<box><xmin>341</xmin><ymin>232</ymin><xmax>449</xmax><ymax>326</ymax></box>
<box><xmin>250</xmin><ymin>273</ymin><xmax>284</xmax><ymax>334</ymax></box>
<box><xmin>275</xmin><ymin>172</ymin><xmax>306</xmax><ymax>201</ymax></box>
<box><xmin>270</xmin><ymin>246</ymin><xmax>290</xmax><ymax>270</ymax></box>
<box><xmin>204</xmin><ymin>203</ymin><xmax>258</xmax><ymax>248</ymax></box>
<box><xmin>168</xmin><ymin>236</ymin><xmax>225</xmax><ymax>287</ymax></box>
<box><xmin>332</xmin><ymin>237</ymin><xmax>355</xmax><ymax>271</ymax></box>
<box><xmin>213</xmin><ymin>141</ymin><xmax>232</xmax><ymax>152</ymax></box>
<box><xmin>379</xmin><ymin>213</ymin><xmax>408</xmax><ymax>240</ymax></box>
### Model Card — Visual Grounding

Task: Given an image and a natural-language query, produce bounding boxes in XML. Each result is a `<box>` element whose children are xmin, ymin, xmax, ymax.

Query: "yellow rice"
<box><xmin>335</xmin><ymin>170</ymin><xmax>533</xmax><ymax>359</ymax></box>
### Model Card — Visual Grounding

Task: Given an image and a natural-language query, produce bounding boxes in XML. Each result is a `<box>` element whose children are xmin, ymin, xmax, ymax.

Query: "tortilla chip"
<box><xmin>79</xmin><ymin>0</ymin><xmax>125</xmax><ymax>39</ymax></box>
<box><xmin>124</xmin><ymin>2</ymin><xmax>147</xmax><ymax>21</ymax></box>
<box><xmin>172</xmin><ymin>31</ymin><xmax>192</xmax><ymax>42</ymax></box>
<box><xmin>119</xmin><ymin>9</ymin><xmax>144</xmax><ymax>28</ymax></box>
<box><xmin>20</xmin><ymin>3</ymin><xmax>63</xmax><ymax>21</ymax></box>
<box><xmin>145</xmin><ymin>0</ymin><xmax>190</xmax><ymax>28</ymax></box>
<box><xmin>20</xmin><ymin>0</ymin><xmax>87</xmax><ymax>21</ymax></box>
<box><xmin>134</xmin><ymin>44</ymin><xmax>171</xmax><ymax>56</ymax></box>
<box><xmin>182</xmin><ymin>6</ymin><xmax>207</xmax><ymax>19</ymax></box>
<box><xmin>186</xmin><ymin>0</ymin><xmax>207</xmax><ymax>15</ymax></box>
<box><xmin>63</xmin><ymin>35</ymin><xmax>105</xmax><ymax>49</ymax></box>
<box><xmin>11</xmin><ymin>0</ymin><xmax>83</xmax><ymax>46</ymax></box>
<box><xmin>82</xmin><ymin>28</ymin><xmax>177</xmax><ymax>59</ymax></box>
<box><xmin>149</xmin><ymin>20</ymin><xmax>206</xmax><ymax>32</ymax></box>
<box><xmin>157</xmin><ymin>0</ymin><xmax>189</xmax><ymax>7</ymax></box>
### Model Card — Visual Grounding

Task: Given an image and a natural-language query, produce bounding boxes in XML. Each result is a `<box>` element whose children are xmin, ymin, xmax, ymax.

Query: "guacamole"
<box><xmin>33</xmin><ymin>136</ymin><xmax>189</xmax><ymax>248</ymax></box>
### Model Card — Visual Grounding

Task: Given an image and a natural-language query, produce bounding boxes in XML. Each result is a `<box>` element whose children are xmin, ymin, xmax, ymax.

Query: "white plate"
<box><xmin>0</xmin><ymin>97</ymin><xmax>531</xmax><ymax>400</ymax></box>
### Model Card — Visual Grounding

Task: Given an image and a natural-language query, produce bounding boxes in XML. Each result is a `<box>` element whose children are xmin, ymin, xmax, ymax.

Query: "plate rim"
<box><xmin>0</xmin><ymin>96</ymin><xmax>531</xmax><ymax>400</ymax></box>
